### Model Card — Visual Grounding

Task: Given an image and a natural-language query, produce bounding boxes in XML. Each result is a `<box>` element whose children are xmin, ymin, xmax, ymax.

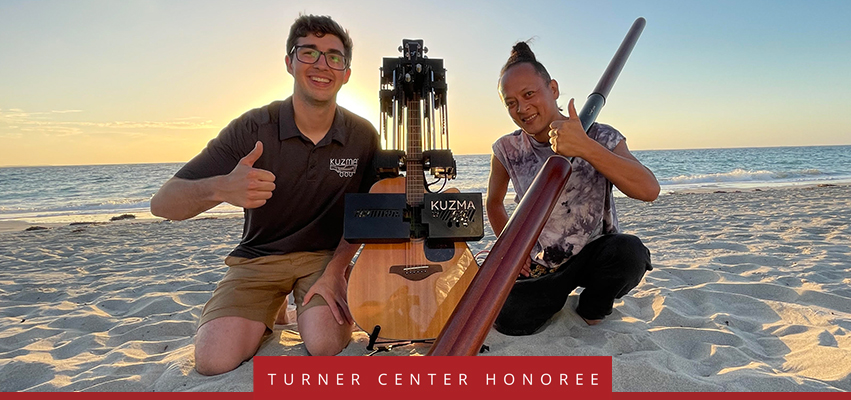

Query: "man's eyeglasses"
<box><xmin>290</xmin><ymin>46</ymin><xmax>349</xmax><ymax>71</ymax></box>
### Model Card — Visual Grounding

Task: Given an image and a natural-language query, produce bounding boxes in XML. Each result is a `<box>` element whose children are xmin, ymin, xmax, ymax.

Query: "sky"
<box><xmin>1</xmin><ymin>0</ymin><xmax>850</xmax><ymax>167</ymax></box>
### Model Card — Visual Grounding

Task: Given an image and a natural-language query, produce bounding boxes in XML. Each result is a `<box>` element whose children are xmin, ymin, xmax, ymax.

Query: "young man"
<box><xmin>486</xmin><ymin>42</ymin><xmax>659</xmax><ymax>336</ymax></box>
<box><xmin>150</xmin><ymin>15</ymin><xmax>378</xmax><ymax>375</ymax></box>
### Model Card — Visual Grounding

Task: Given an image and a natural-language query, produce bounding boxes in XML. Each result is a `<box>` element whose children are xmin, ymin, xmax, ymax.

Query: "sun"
<box><xmin>336</xmin><ymin>87</ymin><xmax>381</xmax><ymax>131</ymax></box>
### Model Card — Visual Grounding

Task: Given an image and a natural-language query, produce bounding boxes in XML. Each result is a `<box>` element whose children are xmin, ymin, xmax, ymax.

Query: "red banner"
<box><xmin>253</xmin><ymin>356</ymin><xmax>612</xmax><ymax>399</ymax></box>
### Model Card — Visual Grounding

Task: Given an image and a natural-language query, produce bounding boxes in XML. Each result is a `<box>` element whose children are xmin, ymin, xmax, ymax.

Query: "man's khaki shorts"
<box><xmin>198</xmin><ymin>250</ymin><xmax>334</xmax><ymax>331</ymax></box>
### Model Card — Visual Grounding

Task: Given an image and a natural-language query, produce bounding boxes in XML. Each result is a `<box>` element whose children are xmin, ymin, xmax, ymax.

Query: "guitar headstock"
<box><xmin>377</xmin><ymin>39</ymin><xmax>454</xmax><ymax>187</ymax></box>
<box><xmin>399</xmin><ymin>39</ymin><xmax>427</xmax><ymax>63</ymax></box>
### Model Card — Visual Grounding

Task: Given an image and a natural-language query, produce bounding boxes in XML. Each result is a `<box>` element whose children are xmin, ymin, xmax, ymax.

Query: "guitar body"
<box><xmin>347</xmin><ymin>177</ymin><xmax>479</xmax><ymax>340</ymax></box>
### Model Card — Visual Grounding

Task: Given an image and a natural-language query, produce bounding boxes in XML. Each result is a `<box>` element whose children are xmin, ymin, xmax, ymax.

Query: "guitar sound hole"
<box><xmin>424</xmin><ymin>240</ymin><xmax>455</xmax><ymax>262</ymax></box>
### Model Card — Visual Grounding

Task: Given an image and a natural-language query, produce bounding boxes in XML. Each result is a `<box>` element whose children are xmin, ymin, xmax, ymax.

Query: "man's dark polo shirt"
<box><xmin>175</xmin><ymin>97</ymin><xmax>379</xmax><ymax>259</ymax></box>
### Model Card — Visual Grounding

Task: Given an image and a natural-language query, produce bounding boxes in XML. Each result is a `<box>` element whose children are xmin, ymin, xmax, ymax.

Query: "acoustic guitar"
<box><xmin>347</xmin><ymin>97</ymin><xmax>479</xmax><ymax>340</ymax></box>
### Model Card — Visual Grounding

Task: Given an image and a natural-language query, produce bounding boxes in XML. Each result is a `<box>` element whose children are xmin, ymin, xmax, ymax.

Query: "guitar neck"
<box><xmin>406</xmin><ymin>98</ymin><xmax>424</xmax><ymax>207</ymax></box>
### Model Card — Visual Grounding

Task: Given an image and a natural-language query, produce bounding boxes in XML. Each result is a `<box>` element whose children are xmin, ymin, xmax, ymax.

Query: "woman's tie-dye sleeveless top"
<box><xmin>492</xmin><ymin>123</ymin><xmax>624</xmax><ymax>270</ymax></box>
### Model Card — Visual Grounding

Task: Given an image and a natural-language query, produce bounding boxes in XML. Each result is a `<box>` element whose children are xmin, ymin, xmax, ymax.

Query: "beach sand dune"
<box><xmin>1</xmin><ymin>185</ymin><xmax>850</xmax><ymax>391</ymax></box>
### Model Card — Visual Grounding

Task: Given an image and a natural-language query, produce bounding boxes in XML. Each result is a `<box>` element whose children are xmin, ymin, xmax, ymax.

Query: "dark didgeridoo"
<box><xmin>427</xmin><ymin>17</ymin><xmax>646</xmax><ymax>356</ymax></box>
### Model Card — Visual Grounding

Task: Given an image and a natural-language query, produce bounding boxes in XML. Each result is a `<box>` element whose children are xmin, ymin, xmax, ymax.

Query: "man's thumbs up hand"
<box><xmin>220</xmin><ymin>141</ymin><xmax>277</xmax><ymax>209</ymax></box>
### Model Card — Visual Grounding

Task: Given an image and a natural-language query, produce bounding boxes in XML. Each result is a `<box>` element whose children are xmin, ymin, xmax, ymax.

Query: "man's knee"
<box><xmin>193</xmin><ymin>317</ymin><xmax>266</xmax><ymax>375</ymax></box>
<box><xmin>298</xmin><ymin>307</ymin><xmax>352</xmax><ymax>356</ymax></box>
<box><xmin>195</xmin><ymin>341</ymin><xmax>243</xmax><ymax>376</ymax></box>
<box><xmin>302</xmin><ymin>332</ymin><xmax>350</xmax><ymax>356</ymax></box>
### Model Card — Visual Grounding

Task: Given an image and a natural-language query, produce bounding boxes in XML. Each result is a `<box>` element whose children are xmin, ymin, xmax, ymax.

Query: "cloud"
<box><xmin>0</xmin><ymin>108</ymin><xmax>217</xmax><ymax>138</ymax></box>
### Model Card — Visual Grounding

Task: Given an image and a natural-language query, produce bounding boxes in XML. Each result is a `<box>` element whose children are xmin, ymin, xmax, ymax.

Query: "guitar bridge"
<box><xmin>389</xmin><ymin>265</ymin><xmax>442</xmax><ymax>281</ymax></box>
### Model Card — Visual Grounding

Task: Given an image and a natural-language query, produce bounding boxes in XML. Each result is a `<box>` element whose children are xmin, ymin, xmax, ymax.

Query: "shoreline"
<box><xmin>2</xmin><ymin>182</ymin><xmax>850</xmax><ymax>234</ymax></box>
<box><xmin>0</xmin><ymin>212</ymin><xmax>244</xmax><ymax>234</ymax></box>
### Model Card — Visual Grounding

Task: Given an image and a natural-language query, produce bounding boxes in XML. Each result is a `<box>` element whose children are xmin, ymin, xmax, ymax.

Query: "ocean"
<box><xmin>2</xmin><ymin>145</ymin><xmax>851</xmax><ymax>224</ymax></box>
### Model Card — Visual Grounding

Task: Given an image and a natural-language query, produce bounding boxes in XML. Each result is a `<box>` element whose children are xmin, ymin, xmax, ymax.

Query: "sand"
<box><xmin>1</xmin><ymin>185</ymin><xmax>850</xmax><ymax>392</ymax></box>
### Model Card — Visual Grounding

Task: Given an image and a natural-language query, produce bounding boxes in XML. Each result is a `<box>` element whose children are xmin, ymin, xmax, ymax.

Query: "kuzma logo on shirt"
<box><xmin>330</xmin><ymin>158</ymin><xmax>358</xmax><ymax>177</ymax></box>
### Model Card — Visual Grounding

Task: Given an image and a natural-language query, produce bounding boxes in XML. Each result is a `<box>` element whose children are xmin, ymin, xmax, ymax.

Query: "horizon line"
<box><xmin>2</xmin><ymin>143</ymin><xmax>850</xmax><ymax>169</ymax></box>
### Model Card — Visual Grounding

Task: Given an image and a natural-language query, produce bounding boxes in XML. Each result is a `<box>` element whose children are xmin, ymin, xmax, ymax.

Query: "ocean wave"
<box><xmin>661</xmin><ymin>169</ymin><xmax>825</xmax><ymax>185</ymax></box>
<box><xmin>0</xmin><ymin>198</ymin><xmax>151</xmax><ymax>215</ymax></box>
